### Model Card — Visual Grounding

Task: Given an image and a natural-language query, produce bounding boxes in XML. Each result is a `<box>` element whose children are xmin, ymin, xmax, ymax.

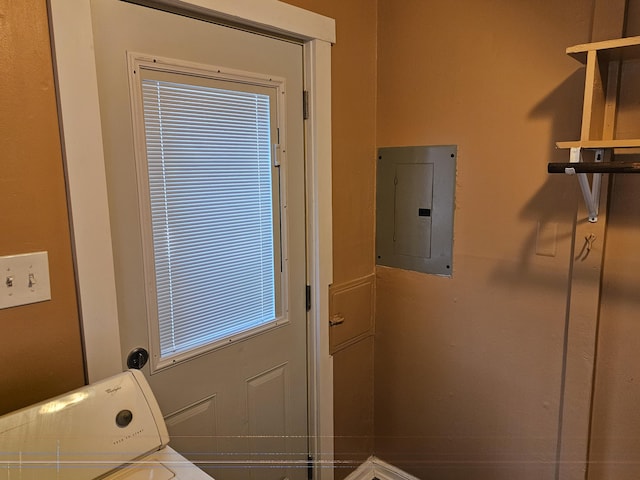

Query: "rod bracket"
<box><xmin>569</xmin><ymin>147</ymin><xmax>604</xmax><ymax>223</ymax></box>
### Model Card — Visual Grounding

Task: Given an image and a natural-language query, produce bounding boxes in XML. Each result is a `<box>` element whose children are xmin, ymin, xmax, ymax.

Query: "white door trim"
<box><xmin>47</xmin><ymin>1</ymin><xmax>334</xmax><ymax>479</ymax></box>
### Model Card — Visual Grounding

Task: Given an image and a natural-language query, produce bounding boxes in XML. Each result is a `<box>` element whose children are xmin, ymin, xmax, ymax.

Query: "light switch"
<box><xmin>0</xmin><ymin>251</ymin><xmax>51</xmax><ymax>309</ymax></box>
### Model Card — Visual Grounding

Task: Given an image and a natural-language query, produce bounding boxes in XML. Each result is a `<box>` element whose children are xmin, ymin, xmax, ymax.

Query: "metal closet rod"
<box><xmin>548</xmin><ymin>162</ymin><xmax>640</xmax><ymax>174</ymax></box>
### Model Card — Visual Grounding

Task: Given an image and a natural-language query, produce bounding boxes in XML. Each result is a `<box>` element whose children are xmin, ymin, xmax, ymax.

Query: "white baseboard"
<box><xmin>343</xmin><ymin>456</ymin><xmax>420</xmax><ymax>480</ymax></box>
<box><xmin>342</xmin><ymin>459</ymin><xmax>375</xmax><ymax>480</ymax></box>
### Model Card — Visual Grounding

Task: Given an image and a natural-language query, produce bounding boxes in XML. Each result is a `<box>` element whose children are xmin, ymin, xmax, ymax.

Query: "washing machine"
<box><xmin>0</xmin><ymin>369</ymin><xmax>213</xmax><ymax>479</ymax></box>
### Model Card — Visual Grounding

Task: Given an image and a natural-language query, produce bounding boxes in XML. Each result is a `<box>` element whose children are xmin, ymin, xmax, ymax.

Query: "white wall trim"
<box><xmin>48</xmin><ymin>2</ymin><xmax>335</xmax><ymax>480</ymax></box>
<box><xmin>141</xmin><ymin>0</ymin><xmax>335</xmax><ymax>43</ymax></box>
<box><xmin>303</xmin><ymin>39</ymin><xmax>335</xmax><ymax>480</ymax></box>
<box><xmin>48</xmin><ymin>0</ymin><xmax>122</xmax><ymax>382</ymax></box>
<box><xmin>372</xmin><ymin>457</ymin><xmax>421</xmax><ymax>480</ymax></box>
<box><xmin>343</xmin><ymin>457</ymin><xmax>421</xmax><ymax>480</ymax></box>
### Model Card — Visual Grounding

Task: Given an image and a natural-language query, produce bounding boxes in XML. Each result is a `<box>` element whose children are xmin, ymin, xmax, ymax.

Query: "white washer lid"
<box><xmin>0</xmin><ymin>370</ymin><xmax>169</xmax><ymax>480</ymax></box>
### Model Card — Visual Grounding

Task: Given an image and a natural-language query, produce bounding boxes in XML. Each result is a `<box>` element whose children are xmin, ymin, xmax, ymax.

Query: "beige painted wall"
<box><xmin>587</xmin><ymin>7</ymin><xmax>640</xmax><ymax>480</ymax></box>
<box><xmin>6</xmin><ymin>2</ymin><xmax>640</xmax><ymax>479</ymax></box>
<box><xmin>0</xmin><ymin>0</ymin><xmax>85</xmax><ymax>414</ymax></box>
<box><xmin>590</xmin><ymin>174</ymin><xmax>640</xmax><ymax>480</ymax></box>
<box><xmin>282</xmin><ymin>0</ymin><xmax>377</xmax><ymax>285</ymax></box>
<box><xmin>375</xmin><ymin>0</ymin><xmax>595</xmax><ymax>478</ymax></box>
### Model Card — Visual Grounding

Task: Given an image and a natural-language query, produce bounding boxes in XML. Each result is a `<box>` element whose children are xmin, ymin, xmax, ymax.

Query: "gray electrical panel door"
<box><xmin>376</xmin><ymin>145</ymin><xmax>456</xmax><ymax>276</ymax></box>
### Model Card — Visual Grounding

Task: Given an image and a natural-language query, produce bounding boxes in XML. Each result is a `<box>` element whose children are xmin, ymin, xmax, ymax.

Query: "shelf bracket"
<box><xmin>563</xmin><ymin>147</ymin><xmax>604</xmax><ymax>223</ymax></box>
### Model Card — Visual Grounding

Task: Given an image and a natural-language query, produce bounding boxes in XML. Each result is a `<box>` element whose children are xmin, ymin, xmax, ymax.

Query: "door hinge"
<box><xmin>306</xmin><ymin>285</ymin><xmax>311</xmax><ymax>312</ymax></box>
<box><xmin>303</xmin><ymin>90</ymin><xmax>310</xmax><ymax>120</ymax></box>
<box><xmin>307</xmin><ymin>454</ymin><xmax>313</xmax><ymax>480</ymax></box>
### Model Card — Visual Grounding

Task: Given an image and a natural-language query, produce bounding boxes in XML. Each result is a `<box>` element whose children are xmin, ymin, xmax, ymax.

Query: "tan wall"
<box><xmin>280</xmin><ymin>1</ymin><xmax>378</xmax><ymax>477</ymax></box>
<box><xmin>590</xmin><ymin>174</ymin><xmax>640</xmax><ymax>480</ymax></box>
<box><xmin>282</xmin><ymin>0</ymin><xmax>377</xmax><ymax>284</ymax></box>
<box><xmin>587</xmin><ymin>6</ymin><xmax>640</xmax><ymax>480</ymax></box>
<box><xmin>375</xmin><ymin>0</ymin><xmax>595</xmax><ymax>478</ymax></box>
<box><xmin>0</xmin><ymin>0</ymin><xmax>85</xmax><ymax>414</ymax></box>
<box><xmin>6</xmin><ymin>2</ymin><xmax>639</xmax><ymax>478</ymax></box>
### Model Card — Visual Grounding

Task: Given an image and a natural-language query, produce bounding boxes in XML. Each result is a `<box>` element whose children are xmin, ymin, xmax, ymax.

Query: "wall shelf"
<box><xmin>556</xmin><ymin>139</ymin><xmax>640</xmax><ymax>149</ymax></box>
<box><xmin>547</xmin><ymin>35</ymin><xmax>640</xmax><ymax>222</ymax></box>
<box><xmin>566</xmin><ymin>35</ymin><xmax>640</xmax><ymax>62</ymax></box>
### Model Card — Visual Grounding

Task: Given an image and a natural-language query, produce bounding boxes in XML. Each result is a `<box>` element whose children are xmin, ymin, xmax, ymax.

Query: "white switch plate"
<box><xmin>0</xmin><ymin>251</ymin><xmax>51</xmax><ymax>309</ymax></box>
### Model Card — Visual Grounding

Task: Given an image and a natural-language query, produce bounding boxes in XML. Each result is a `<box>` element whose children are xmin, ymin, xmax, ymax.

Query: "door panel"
<box><xmin>164</xmin><ymin>395</ymin><xmax>219</xmax><ymax>458</ymax></box>
<box><xmin>90</xmin><ymin>1</ymin><xmax>307</xmax><ymax>479</ymax></box>
<box><xmin>247</xmin><ymin>364</ymin><xmax>292</xmax><ymax>480</ymax></box>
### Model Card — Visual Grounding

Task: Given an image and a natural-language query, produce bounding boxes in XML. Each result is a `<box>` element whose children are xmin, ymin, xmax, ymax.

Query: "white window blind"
<box><xmin>140</xmin><ymin>74</ymin><xmax>278</xmax><ymax>360</ymax></box>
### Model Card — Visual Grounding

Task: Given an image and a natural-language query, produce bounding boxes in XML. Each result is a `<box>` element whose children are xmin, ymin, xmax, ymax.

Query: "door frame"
<box><xmin>47</xmin><ymin>1</ymin><xmax>335</xmax><ymax>479</ymax></box>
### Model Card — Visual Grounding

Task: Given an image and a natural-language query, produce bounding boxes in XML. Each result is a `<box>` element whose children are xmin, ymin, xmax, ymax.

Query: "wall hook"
<box><xmin>575</xmin><ymin>233</ymin><xmax>597</xmax><ymax>261</ymax></box>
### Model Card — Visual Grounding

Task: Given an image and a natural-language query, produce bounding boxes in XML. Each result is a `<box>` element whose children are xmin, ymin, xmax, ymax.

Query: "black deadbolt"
<box><xmin>127</xmin><ymin>347</ymin><xmax>149</xmax><ymax>369</ymax></box>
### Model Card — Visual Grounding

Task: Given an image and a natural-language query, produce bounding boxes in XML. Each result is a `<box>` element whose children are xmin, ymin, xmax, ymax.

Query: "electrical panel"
<box><xmin>376</xmin><ymin>145</ymin><xmax>456</xmax><ymax>276</ymax></box>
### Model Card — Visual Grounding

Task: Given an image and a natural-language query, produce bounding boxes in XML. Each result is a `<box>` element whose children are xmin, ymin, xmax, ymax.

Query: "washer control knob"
<box><xmin>115</xmin><ymin>409</ymin><xmax>133</xmax><ymax>428</ymax></box>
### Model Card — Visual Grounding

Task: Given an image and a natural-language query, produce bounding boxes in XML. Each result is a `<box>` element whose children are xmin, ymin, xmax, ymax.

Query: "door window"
<box><xmin>130</xmin><ymin>59</ymin><xmax>286</xmax><ymax>370</ymax></box>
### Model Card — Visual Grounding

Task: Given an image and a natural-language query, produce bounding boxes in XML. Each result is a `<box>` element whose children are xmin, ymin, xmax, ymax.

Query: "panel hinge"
<box><xmin>307</xmin><ymin>454</ymin><xmax>313</xmax><ymax>480</ymax></box>
<box><xmin>303</xmin><ymin>90</ymin><xmax>310</xmax><ymax>120</ymax></box>
<box><xmin>306</xmin><ymin>285</ymin><xmax>311</xmax><ymax>312</ymax></box>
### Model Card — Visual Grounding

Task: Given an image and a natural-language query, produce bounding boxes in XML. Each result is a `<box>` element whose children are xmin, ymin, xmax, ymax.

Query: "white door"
<box><xmin>90</xmin><ymin>1</ymin><xmax>308</xmax><ymax>479</ymax></box>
